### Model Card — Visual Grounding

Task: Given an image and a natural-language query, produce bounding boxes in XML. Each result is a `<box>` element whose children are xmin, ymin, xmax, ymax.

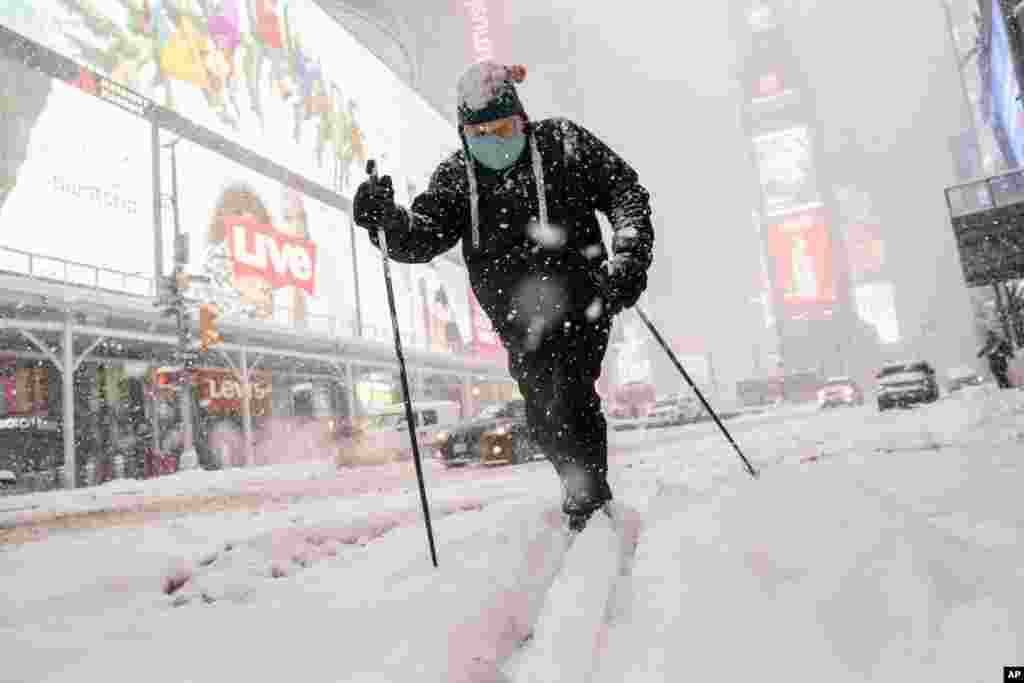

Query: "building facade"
<box><xmin>0</xmin><ymin>2</ymin><xmax>517</xmax><ymax>489</ymax></box>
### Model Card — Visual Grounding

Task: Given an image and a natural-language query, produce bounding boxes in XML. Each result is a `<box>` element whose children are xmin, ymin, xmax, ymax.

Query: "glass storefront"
<box><xmin>0</xmin><ymin>359</ymin><xmax>63</xmax><ymax>490</ymax></box>
<box><xmin>0</xmin><ymin>357</ymin><xmax>158</xmax><ymax>491</ymax></box>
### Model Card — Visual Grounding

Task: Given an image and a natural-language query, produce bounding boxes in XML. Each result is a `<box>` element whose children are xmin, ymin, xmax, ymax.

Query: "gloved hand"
<box><xmin>353</xmin><ymin>174</ymin><xmax>408</xmax><ymax>234</ymax></box>
<box><xmin>600</xmin><ymin>253</ymin><xmax>647</xmax><ymax>316</ymax></box>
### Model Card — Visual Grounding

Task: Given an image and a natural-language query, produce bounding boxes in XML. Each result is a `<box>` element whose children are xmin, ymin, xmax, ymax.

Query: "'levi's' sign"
<box><xmin>225</xmin><ymin>215</ymin><xmax>317</xmax><ymax>293</ymax></box>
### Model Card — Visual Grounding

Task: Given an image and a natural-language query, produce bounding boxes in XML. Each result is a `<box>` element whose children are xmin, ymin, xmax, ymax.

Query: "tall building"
<box><xmin>731</xmin><ymin>1</ymin><xmax>877</xmax><ymax>383</ymax></box>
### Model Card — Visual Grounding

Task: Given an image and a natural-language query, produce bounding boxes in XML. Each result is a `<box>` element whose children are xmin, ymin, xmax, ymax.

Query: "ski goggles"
<box><xmin>463</xmin><ymin>115</ymin><xmax>524</xmax><ymax>139</ymax></box>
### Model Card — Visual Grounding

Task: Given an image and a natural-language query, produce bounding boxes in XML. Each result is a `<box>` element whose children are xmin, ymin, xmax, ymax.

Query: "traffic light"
<box><xmin>198</xmin><ymin>303</ymin><xmax>223</xmax><ymax>352</ymax></box>
<box><xmin>175</xmin><ymin>271</ymin><xmax>192</xmax><ymax>293</ymax></box>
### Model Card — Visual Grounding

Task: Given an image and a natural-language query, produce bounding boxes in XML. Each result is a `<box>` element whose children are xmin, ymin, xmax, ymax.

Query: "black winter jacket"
<box><xmin>979</xmin><ymin>338</ymin><xmax>1014</xmax><ymax>368</ymax></box>
<box><xmin>371</xmin><ymin>118</ymin><xmax>653</xmax><ymax>348</ymax></box>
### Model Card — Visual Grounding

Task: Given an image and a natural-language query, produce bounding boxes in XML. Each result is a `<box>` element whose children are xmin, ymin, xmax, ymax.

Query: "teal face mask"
<box><xmin>465</xmin><ymin>133</ymin><xmax>527</xmax><ymax>171</ymax></box>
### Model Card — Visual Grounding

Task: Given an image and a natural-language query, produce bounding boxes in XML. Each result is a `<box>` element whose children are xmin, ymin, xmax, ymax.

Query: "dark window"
<box><xmin>422</xmin><ymin>409</ymin><xmax>438</xmax><ymax>427</ymax></box>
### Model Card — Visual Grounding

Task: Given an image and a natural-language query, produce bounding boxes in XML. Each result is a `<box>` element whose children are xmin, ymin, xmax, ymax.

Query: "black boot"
<box><xmin>562</xmin><ymin>473</ymin><xmax>613</xmax><ymax>532</ymax></box>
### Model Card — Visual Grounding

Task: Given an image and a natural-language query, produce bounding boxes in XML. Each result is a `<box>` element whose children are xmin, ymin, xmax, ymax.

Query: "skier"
<box><xmin>977</xmin><ymin>329</ymin><xmax>1014</xmax><ymax>389</ymax></box>
<box><xmin>353</xmin><ymin>61</ymin><xmax>654</xmax><ymax>531</ymax></box>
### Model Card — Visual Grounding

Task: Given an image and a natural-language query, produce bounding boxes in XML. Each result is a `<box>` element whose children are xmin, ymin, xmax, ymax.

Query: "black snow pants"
<box><xmin>990</xmin><ymin>360</ymin><xmax>1012</xmax><ymax>389</ymax></box>
<box><xmin>506</xmin><ymin>312</ymin><xmax>613</xmax><ymax>518</ymax></box>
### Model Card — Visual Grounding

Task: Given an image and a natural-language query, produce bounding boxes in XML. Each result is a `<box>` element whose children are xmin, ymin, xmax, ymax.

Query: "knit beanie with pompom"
<box><xmin>456</xmin><ymin>61</ymin><xmax>528</xmax><ymax>127</ymax></box>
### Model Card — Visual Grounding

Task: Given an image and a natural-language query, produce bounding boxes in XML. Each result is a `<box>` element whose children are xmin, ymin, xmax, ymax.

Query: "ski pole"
<box><xmin>634</xmin><ymin>304</ymin><xmax>760</xmax><ymax>479</ymax></box>
<box><xmin>366</xmin><ymin>159</ymin><xmax>440</xmax><ymax>567</ymax></box>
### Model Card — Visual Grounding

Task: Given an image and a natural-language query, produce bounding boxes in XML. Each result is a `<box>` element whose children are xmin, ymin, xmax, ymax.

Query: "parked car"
<box><xmin>946</xmin><ymin>366</ymin><xmax>986</xmax><ymax>393</ymax></box>
<box><xmin>367</xmin><ymin>400</ymin><xmax>462</xmax><ymax>461</ymax></box>
<box><xmin>876</xmin><ymin>361</ymin><xmax>940</xmax><ymax>411</ymax></box>
<box><xmin>435</xmin><ymin>400</ymin><xmax>543</xmax><ymax>467</ymax></box>
<box><xmin>817</xmin><ymin>376</ymin><xmax>865</xmax><ymax>409</ymax></box>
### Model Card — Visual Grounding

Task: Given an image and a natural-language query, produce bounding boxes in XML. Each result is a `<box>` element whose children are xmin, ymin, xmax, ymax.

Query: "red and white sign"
<box><xmin>225</xmin><ymin>215</ymin><xmax>317</xmax><ymax>293</ymax></box>
<box><xmin>196</xmin><ymin>369</ymin><xmax>272</xmax><ymax>413</ymax></box>
<box><xmin>468</xmin><ymin>289</ymin><xmax>507</xmax><ymax>364</ymax></box>
<box><xmin>766</xmin><ymin>206</ymin><xmax>836</xmax><ymax>314</ymax></box>
<box><xmin>456</xmin><ymin>0</ymin><xmax>509</xmax><ymax>64</ymax></box>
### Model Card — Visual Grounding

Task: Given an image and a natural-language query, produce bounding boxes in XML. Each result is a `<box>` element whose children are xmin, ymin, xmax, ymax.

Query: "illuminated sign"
<box><xmin>225</xmin><ymin>215</ymin><xmax>317</xmax><ymax>293</ymax></box>
<box><xmin>753</xmin><ymin>126</ymin><xmax>821</xmax><ymax>216</ymax></box>
<box><xmin>0</xmin><ymin>416</ymin><xmax>59</xmax><ymax>431</ymax></box>
<box><xmin>766</xmin><ymin>206</ymin><xmax>837</xmax><ymax>317</ymax></box>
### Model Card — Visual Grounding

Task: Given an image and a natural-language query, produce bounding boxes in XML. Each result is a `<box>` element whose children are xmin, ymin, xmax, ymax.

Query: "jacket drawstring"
<box><xmin>466</xmin><ymin>157</ymin><xmax>481</xmax><ymax>249</ymax></box>
<box><xmin>529</xmin><ymin>133</ymin><xmax>549</xmax><ymax>227</ymax></box>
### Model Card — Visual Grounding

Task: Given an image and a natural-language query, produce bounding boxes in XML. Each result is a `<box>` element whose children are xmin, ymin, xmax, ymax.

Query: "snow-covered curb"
<box><xmin>0</xmin><ymin>461</ymin><xmax>406</xmax><ymax>527</ymax></box>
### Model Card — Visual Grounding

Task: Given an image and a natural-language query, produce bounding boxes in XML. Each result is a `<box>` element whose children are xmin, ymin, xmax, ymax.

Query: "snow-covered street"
<box><xmin>2</xmin><ymin>387</ymin><xmax>1022</xmax><ymax>683</ymax></box>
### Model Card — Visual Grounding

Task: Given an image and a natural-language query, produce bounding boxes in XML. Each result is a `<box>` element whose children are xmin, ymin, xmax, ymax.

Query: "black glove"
<box><xmin>353</xmin><ymin>174</ymin><xmax>408</xmax><ymax>234</ymax></box>
<box><xmin>600</xmin><ymin>253</ymin><xmax>648</xmax><ymax>316</ymax></box>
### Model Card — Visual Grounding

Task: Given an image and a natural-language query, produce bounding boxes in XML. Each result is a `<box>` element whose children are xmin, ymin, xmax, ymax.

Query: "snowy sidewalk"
<box><xmin>596</xmin><ymin>387</ymin><xmax>1024</xmax><ymax>682</ymax></box>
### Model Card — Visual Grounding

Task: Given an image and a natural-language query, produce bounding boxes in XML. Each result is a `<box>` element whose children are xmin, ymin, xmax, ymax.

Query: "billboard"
<box><xmin>176</xmin><ymin>138</ymin><xmax>357</xmax><ymax>334</ymax></box>
<box><xmin>753</xmin><ymin>126</ymin><xmax>820</xmax><ymax>215</ymax></box>
<box><xmin>0</xmin><ymin>0</ymin><xmax>459</xmax><ymax>204</ymax></box>
<box><xmin>0</xmin><ymin>74</ymin><xmax>154</xmax><ymax>283</ymax></box>
<box><xmin>1</xmin><ymin>0</ymin><xmax>484</xmax><ymax>353</ymax></box>
<box><xmin>765</xmin><ymin>206</ymin><xmax>837</xmax><ymax>317</ymax></box>
<box><xmin>195</xmin><ymin>368</ymin><xmax>272</xmax><ymax>414</ymax></box>
<box><xmin>988</xmin><ymin>0</ymin><xmax>1024</xmax><ymax>167</ymax></box>
<box><xmin>854</xmin><ymin>281</ymin><xmax>901</xmax><ymax>344</ymax></box>
<box><xmin>414</xmin><ymin>260</ymin><xmax>472</xmax><ymax>355</ymax></box>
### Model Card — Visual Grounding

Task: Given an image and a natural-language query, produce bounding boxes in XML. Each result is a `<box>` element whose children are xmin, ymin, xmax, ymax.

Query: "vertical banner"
<box><xmin>456</xmin><ymin>0</ymin><xmax>509</xmax><ymax>65</ymax></box>
<box><xmin>468</xmin><ymin>288</ymin><xmax>507</xmax><ymax>364</ymax></box>
<box><xmin>766</xmin><ymin>206</ymin><xmax>837</xmax><ymax>318</ymax></box>
<box><xmin>412</xmin><ymin>261</ymin><xmax>471</xmax><ymax>355</ymax></box>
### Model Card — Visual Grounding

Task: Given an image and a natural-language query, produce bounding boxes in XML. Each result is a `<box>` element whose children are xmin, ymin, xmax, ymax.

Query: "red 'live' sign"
<box><xmin>224</xmin><ymin>215</ymin><xmax>317</xmax><ymax>293</ymax></box>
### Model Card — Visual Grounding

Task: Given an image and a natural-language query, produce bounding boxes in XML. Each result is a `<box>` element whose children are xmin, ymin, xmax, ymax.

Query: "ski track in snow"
<box><xmin>501</xmin><ymin>501</ymin><xmax>643</xmax><ymax>683</ymax></box>
<box><xmin>511</xmin><ymin>513</ymin><xmax>620</xmax><ymax>683</ymax></box>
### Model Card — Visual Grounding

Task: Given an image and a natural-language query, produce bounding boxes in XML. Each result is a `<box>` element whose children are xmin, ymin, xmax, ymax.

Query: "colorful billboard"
<box><xmin>987</xmin><ymin>0</ymin><xmax>1024</xmax><ymax>167</ymax></box>
<box><xmin>176</xmin><ymin>138</ymin><xmax>357</xmax><ymax>334</ymax></box>
<box><xmin>753</xmin><ymin>126</ymin><xmax>820</xmax><ymax>216</ymax></box>
<box><xmin>0</xmin><ymin>0</ymin><xmax>459</xmax><ymax>204</ymax></box>
<box><xmin>765</xmin><ymin>206</ymin><xmax>837</xmax><ymax>317</ymax></box>
<box><xmin>1</xmin><ymin>0</ymin><xmax>488</xmax><ymax>356</ymax></box>
<box><xmin>0</xmin><ymin>74</ymin><xmax>154</xmax><ymax>283</ymax></box>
